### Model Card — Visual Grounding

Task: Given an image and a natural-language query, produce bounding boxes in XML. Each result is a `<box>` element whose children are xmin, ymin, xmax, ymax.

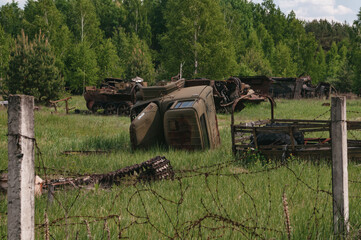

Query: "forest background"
<box><xmin>1</xmin><ymin>0</ymin><xmax>361</xmax><ymax>101</ymax></box>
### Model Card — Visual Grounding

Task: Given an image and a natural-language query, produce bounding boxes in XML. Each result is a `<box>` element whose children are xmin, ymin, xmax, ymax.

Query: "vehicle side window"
<box><xmin>200</xmin><ymin>114</ymin><xmax>210</xmax><ymax>149</ymax></box>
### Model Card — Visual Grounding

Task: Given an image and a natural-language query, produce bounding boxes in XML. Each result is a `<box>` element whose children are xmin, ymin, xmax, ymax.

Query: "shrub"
<box><xmin>4</xmin><ymin>30</ymin><xmax>64</xmax><ymax>102</ymax></box>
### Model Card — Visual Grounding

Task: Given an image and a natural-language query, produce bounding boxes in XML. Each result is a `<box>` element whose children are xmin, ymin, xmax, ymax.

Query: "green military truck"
<box><xmin>130</xmin><ymin>84</ymin><xmax>220</xmax><ymax>150</ymax></box>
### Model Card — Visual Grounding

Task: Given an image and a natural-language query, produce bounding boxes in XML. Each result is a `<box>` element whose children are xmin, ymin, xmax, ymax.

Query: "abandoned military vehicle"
<box><xmin>130</xmin><ymin>83</ymin><xmax>220</xmax><ymax>150</ymax></box>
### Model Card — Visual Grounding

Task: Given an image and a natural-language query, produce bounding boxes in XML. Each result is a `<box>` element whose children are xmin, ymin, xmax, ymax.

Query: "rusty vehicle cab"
<box><xmin>130</xmin><ymin>85</ymin><xmax>220</xmax><ymax>150</ymax></box>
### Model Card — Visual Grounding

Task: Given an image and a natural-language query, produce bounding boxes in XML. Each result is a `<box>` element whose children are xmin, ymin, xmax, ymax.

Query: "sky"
<box><xmin>252</xmin><ymin>0</ymin><xmax>360</xmax><ymax>25</ymax></box>
<box><xmin>0</xmin><ymin>0</ymin><xmax>360</xmax><ymax>25</ymax></box>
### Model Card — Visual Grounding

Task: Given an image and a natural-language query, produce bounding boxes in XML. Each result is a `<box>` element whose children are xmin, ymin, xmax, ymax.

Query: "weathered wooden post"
<box><xmin>331</xmin><ymin>96</ymin><xmax>349</xmax><ymax>237</ymax></box>
<box><xmin>7</xmin><ymin>95</ymin><xmax>35</xmax><ymax>240</ymax></box>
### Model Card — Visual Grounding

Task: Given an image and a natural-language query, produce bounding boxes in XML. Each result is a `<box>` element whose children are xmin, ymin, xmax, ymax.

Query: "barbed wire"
<box><xmin>313</xmin><ymin>108</ymin><xmax>331</xmax><ymax>120</ymax></box>
<box><xmin>2</xmin><ymin>132</ymin><xmax>361</xmax><ymax>239</ymax></box>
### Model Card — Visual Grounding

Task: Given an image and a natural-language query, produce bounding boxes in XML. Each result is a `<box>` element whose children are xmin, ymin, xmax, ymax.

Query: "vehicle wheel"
<box><xmin>105</xmin><ymin>103</ymin><xmax>117</xmax><ymax>115</ymax></box>
<box><xmin>86</xmin><ymin>100</ymin><xmax>94</xmax><ymax>111</ymax></box>
<box><xmin>117</xmin><ymin>103</ymin><xmax>131</xmax><ymax>116</ymax></box>
<box><xmin>92</xmin><ymin>103</ymin><xmax>103</xmax><ymax>113</ymax></box>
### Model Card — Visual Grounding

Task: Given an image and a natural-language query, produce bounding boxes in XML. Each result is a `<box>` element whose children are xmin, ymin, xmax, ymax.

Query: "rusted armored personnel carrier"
<box><xmin>130</xmin><ymin>83</ymin><xmax>220</xmax><ymax>150</ymax></box>
<box><xmin>84</xmin><ymin>78</ymin><xmax>142</xmax><ymax>115</ymax></box>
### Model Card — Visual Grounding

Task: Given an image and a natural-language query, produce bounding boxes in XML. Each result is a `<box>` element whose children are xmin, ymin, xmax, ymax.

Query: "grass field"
<box><xmin>1</xmin><ymin>96</ymin><xmax>361</xmax><ymax>239</ymax></box>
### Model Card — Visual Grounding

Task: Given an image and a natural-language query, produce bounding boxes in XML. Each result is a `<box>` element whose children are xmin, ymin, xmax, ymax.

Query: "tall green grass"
<box><xmin>0</xmin><ymin>97</ymin><xmax>361</xmax><ymax>239</ymax></box>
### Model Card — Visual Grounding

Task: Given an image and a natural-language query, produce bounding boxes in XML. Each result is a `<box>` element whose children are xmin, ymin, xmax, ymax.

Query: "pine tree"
<box><xmin>0</xmin><ymin>25</ymin><xmax>11</xmax><ymax>80</ymax></box>
<box><xmin>0</xmin><ymin>2</ymin><xmax>23</xmax><ymax>37</ymax></box>
<box><xmin>5</xmin><ymin>30</ymin><xmax>64</xmax><ymax>102</ymax></box>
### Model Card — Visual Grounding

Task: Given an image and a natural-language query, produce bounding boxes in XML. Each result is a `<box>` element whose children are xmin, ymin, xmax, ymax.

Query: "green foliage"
<box><xmin>123</xmin><ymin>0</ymin><xmax>152</xmax><ymax>46</ymax></box>
<box><xmin>161</xmin><ymin>0</ymin><xmax>237</xmax><ymax>79</ymax></box>
<box><xmin>272</xmin><ymin>42</ymin><xmax>296</xmax><ymax>77</ymax></box>
<box><xmin>1</xmin><ymin>98</ymin><xmax>361</xmax><ymax>238</ymax></box>
<box><xmin>5</xmin><ymin>30</ymin><xmax>64</xmax><ymax>102</ymax></box>
<box><xmin>311</xmin><ymin>45</ymin><xmax>327</xmax><ymax>83</ymax></box>
<box><xmin>239</xmin><ymin>48</ymin><xmax>272</xmax><ymax>76</ymax></box>
<box><xmin>0</xmin><ymin>2</ymin><xmax>23</xmax><ymax>37</ymax></box>
<box><xmin>96</xmin><ymin>38</ymin><xmax>124</xmax><ymax>79</ymax></box>
<box><xmin>112</xmin><ymin>28</ymin><xmax>155</xmax><ymax>83</ymax></box>
<box><xmin>126</xmin><ymin>34</ymin><xmax>155</xmax><ymax>83</ymax></box>
<box><xmin>92</xmin><ymin>0</ymin><xmax>125</xmax><ymax>39</ymax></box>
<box><xmin>65</xmin><ymin>41</ymin><xmax>99</xmax><ymax>93</ymax></box>
<box><xmin>0</xmin><ymin>25</ymin><xmax>11</xmax><ymax>80</ymax></box>
<box><xmin>68</xmin><ymin>0</ymin><xmax>102</xmax><ymax>44</ymax></box>
<box><xmin>0</xmin><ymin>0</ymin><xmax>361</xmax><ymax>93</ymax></box>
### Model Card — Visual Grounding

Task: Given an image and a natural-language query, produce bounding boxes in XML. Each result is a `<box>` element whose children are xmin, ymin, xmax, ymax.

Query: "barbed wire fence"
<box><xmin>2</xmin><ymin>141</ymin><xmax>361</xmax><ymax>239</ymax></box>
<box><xmin>1</xmin><ymin>98</ymin><xmax>361</xmax><ymax>239</ymax></box>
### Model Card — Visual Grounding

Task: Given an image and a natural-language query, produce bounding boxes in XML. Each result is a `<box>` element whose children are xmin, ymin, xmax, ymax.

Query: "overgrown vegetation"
<box><xmin>1</xmin><ymin>0</ymin><xmax>361</xmax><ymax>96</ymax></box>
<box><xmin>4</xmin><ymin>30</ymin><xmax>63</xmax><ymax>102</ymax></box>
<box><xmin>0</xmin><ymin>97</ymin><xmax>361</xmax><ymax>238</ymax></box>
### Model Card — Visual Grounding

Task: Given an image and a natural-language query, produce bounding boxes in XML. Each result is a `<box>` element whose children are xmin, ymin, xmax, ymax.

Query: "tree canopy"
<box><xmin>1</xmin><ymin>0</ymin><xmax>361</xmax><ymax>95</ymax></box>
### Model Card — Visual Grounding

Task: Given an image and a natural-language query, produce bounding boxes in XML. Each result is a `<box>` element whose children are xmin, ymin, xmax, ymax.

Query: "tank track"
<box><xmin>46</xmin><ymin>156</ymin><xmax>174</xmax><ymax>189</ymax></box>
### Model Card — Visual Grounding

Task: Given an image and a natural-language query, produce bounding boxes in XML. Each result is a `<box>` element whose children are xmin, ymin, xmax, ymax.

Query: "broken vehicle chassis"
<box><xmin>231</xmin><ymin>99</ymin><xmax>361</xmax><ymax>160</ymax></box>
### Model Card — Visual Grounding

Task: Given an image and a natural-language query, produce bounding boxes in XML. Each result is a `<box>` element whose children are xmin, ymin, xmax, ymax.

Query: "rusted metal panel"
<box><xmin>84</xmin><ymin>78</ymin><xmax>142</xmax><ymax>116</ymax></box>
<box><xmin>239</xmin><ymin>75</ymin><xmax>330</xmax><ymax>99</ymax></box>
<box><xmin>131</xmin><ymin>86</ymin><xmax>221</xmax><ymax>150</ymax></box>
<box><xmin>238</xmin><ymin>76</ymin><xmax>273</xmax><ymax>95</ymax></box>
<box><xmin>185</xmin><ymin>77</ymin><xmax>267</xmax><ymax>113</ymax></box>
<box><xmin>231</xmin><ymin>102</ymin><xmax>361</xmax><ymax>161</ymax></box>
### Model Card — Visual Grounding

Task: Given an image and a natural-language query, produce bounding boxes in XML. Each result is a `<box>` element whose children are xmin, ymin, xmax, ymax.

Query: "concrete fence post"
<box><xmin>331</xmin><ymin>96</ymin><xmax>349</xmax><ymax>236</ymax></box>
<box><xmin>7</xmin><ymin>95</ymin><xmax>35</xmax><ymax>240</ymax></box>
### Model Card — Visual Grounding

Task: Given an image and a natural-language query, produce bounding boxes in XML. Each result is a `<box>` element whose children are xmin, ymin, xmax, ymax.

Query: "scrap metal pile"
<box><xmin>184</xmin><ymin>77</ymin><xmax>267</xmax><ymax>113</ymax></box>
<box><xmin>231</xmin><ymin>100</ymin><xmax>361</xmax><ymax>160</ymax></box>
<box><xmin>239</xmin><ymin>75</ymin><xmax>332</xmax><ymax>99</ymax></box>
<box><xmin>84</xmin><ymin>77</ymin><xmax>143</xmax><ymax>116</ymax></box>
<box><xmin>45</xmin><ymin>156</ymin><xmax>174</xmax><ymax>190</ymax></box>
<box><xmin>85</xmin><ymin>77</ymin><xmax>268</xmax><ymax>116</ymax></box>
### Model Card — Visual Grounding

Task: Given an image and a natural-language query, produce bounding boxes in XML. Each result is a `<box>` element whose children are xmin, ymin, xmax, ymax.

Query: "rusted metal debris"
<box><xmin>62</xmin><ymin>150</ymin><xmax>109</xmax><ymax>155</ymax></box>
<box><xmin>84</xmin><ymin>78</ymin><xmax>144</xmax><ymax>116</ymax></box>
<box><xmin>44</xmin><ymin>156</ymin><xmax>174</xmax><ymax>191</ymax></box>
<box><xmin>231</xmin><ymin>100</ymin><xmax>361</xmax><ymax>161</ymax></box>
<box><xmin>49</xmin><ymin>96</ymin><xmax>73</xmax><ymax>114</ymax></box>
<box><xmin>239</xmin><ymin>75</ymin><xmax>333</xmax><ymax>99</ymax></box>
<box><xmin>184</xmin><ymin>77</ymin><xmax>267</xmax><ymax>113</ymax></box>
<box><xmin>0</xmin><ymin>173</ymin><xmax>44</xmax><ymax>196</ymax></box>
<box><xmin>130</xmin><ymin>85</ymin><xmax>220</xmax><ymax>150</ymax></box>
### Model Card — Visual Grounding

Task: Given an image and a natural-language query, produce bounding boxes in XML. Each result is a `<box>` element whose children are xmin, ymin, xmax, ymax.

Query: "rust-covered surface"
<box><xmin>238</xmin><ymin>76</ymin><xmax>273</xmax><ymax>95</ymax></box>
<box><xmin>44</xmin><ymin>156</ymin><xmax>174</xmax><ymax>190</ymax></box>
<box><xmin>84</xmin><ymin>78</ymin><xmax>142</xmax><ymax>115</ymax></box>
<box><xmin>231</xmin><ymin>101</ymin><xmax>361</xmax><ymax>161</ymax></box>
<box><xmin>130</xmin><ymin>85</ymin><xmax>221</xmax><ymax>150</ymax></box>
<box><xmin>239</xmin><ymin>75</ymin><xmax>331</xmax><ymax>99</ymax></box>
<box><xmin>184</xmin><ymin>77</ymin><xmax>267</xmax><ymax>113</ymax></box>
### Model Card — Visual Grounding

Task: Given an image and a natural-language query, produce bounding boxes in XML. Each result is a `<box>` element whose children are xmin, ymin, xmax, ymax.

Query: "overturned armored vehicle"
<box><xmin>130</xmin><ymin>85</ymin><xmax>220</xmax><ymax>150</ymax></box>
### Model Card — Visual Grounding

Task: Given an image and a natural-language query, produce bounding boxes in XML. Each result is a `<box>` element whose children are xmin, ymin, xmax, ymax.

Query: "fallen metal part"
<box><xmin>44</xmin><ymin>156</ymin><xmax>174</xmax><ymax>190</ymax></box>
<box><xmin>62</xmin><ymin>150</ymin><xmax>110</xmax><ymax>155</ymax></box>
<box><xmin>49</xmin><ymin>96</ymin><xmax>72</xmax><ymax>114</ymax></box>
